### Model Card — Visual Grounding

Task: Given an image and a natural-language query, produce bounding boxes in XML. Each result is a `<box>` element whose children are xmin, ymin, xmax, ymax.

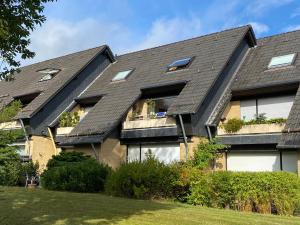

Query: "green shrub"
<box><xmin>223</xmin><ymin>118</ymin><xmax>244</xmax><ymax>133</ymax></box>
<box><xmin>190</xmin><ymin>140</ymin><xmax>227</xmax><ymax>170</ymax></box>
<box><xmin>59</xmin><ymin>111</ymin><xmax>80</xmax><ymax>127</ymax></box>
<box><xmin>105</xmin><ymin>155</ymin><xmax>179</xmax><ymax>199</ymax></box>
<box><xmin>46</xmin><ymin>151</ymin><xmax>91</xmax><ymax>169</ymax></box>
<box><xmin>42</xmin><ymin>159</ymin><xmax>111</xmax><ymax>192</ymax></box>
<box><xmin>186</xmin><ymin>171</ymin><xmax>300</xmax><ymax>215</ymax></box>
<box><xmin>0</xmin><ymin>147</ymin><xmax>22</xmax><ymax>186</ymax></box>
<box><xmin>0</xmin><ymin>100</ymin><xmax>22</xmax><ymax>123</ymax></box>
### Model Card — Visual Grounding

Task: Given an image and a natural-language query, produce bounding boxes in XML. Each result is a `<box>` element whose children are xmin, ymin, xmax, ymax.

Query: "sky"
<box><xmin>23</xmin><ymin>0</ymin><xmax>300</xmax><ymax>65</ymax></box>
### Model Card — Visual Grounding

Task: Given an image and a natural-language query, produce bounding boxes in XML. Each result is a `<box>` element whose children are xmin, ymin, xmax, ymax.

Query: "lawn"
<box><xmin>0</xmin><ymin>187</ymin><xmax>299</xmax><ymax>225</ymax></box>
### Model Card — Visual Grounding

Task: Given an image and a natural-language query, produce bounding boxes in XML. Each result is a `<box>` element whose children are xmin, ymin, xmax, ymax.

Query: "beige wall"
<box><xmin>64</xmin><ymin>134</ymin><xmax>126</xmax><ymax>169</ymax></box>
<box><xmin>222</xmin><ymin>101</ymin><xmax>241</xmax><ymax>122</ymax></box>
<box><xmin>180</xmin><ymin>136</ymin><xmax>208</xmax><ymax>161</ymax></box>
<box><xmin>30</xmin><ymin>135</ymin><xmax>60</xmax><ymax>172</ymax></box>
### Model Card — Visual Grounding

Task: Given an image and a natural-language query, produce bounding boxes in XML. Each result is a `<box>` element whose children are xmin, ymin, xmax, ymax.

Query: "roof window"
<box><xmin>112</xmin><ymin>70</ymin><xmax>133</xmax><ymax>81</ymax></box>
<box><xmin>167</xmin><ymin>57</ymin><xmax>193</xmax><ymax>72</ymax></box>
<box><xmin>268</xmin><ymin>53</ymin><xmax>296</xmax><ymax>69</ymax></box>
<box><xmin>37</xmin><ymin>68</ymin><xmax>60</xmax><ymax>82</ymax></box>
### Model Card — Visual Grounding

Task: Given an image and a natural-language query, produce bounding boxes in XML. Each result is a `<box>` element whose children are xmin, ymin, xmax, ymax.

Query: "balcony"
<box><xmin>217</xmin><ymin>123</ymin><xmax>285</xmax><ymax>136</ymax></box>
<box><xmin>123</xmin><ymin>116</ymin><xmax>177</xmax><ymax>130</ymax></box>
<box><xmin>56</xmin><ymin>127</ymin><xmax>74</xmax><ymax>135</ymax></box>
<box><xmin>0</xmin><ymin>121</ymin><xmax>22</xmax><ymax>130</ymax></box>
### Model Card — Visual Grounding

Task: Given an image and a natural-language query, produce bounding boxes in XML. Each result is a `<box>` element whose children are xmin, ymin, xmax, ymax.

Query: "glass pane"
<box><xmin>268</xmin><ymin>54</ymin><xmax>295</xmax><ymax>68</ymax></box>
<box><xmin>112</xmin><ymin>70</ymin><xmax>132</xmax><ymax>81</ymax></box>
<box><xmin>168</xmin><ymin>58</ymin><xmax>191</xmax><ymax>68</ymax></box>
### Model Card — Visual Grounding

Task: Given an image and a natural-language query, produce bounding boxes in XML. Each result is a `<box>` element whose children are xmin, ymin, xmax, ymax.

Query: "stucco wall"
<box><xmin>180</xmin><ymin>136</ymin><xmax>207</xmax><ymax>160</ymax></box>
<box><xmin>31</xmin><ymin>135</ymin><xmax>60</xmax><ymax>172</ymax></box>
<box><xmin>222</xmin><ymin>101</ymin><xmax>241</xmax><ymax>122</ymax></box>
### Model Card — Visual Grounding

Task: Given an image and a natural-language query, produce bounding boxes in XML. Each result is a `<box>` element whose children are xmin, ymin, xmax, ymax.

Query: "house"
<box><xmin>0</xmin><ymin>25</ymin><xmax>299</xmax><ymax>174</ymax></box>
<box><xmin>0</xmin><ymin>46</ymin><xmax>115</xmax><ymax>170</ymax></box>
<box><xmin>213</xmin><ymin>30</ymin><xmax>300</xmax><ymax>173</ymax></box>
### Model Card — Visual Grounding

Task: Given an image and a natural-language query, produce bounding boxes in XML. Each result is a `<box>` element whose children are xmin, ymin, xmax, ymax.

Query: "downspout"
<box><xmin>178</xmin><ymin>114</ymin><xmax>189</xmax><ymax>161</ymax></box>
<box><xmin>90</xmin><ymin>143</ymin><xmax>99</xmax><ymax>161</ymax></box>
<box><xmin>206</xmin><ymin>125</ymin><xmax>213</xmax><ymax>141</ymax></box>
<box><xmin>19</xmin><ymin>119</ymin><xmax>31</xmax><ymax>156</ymax></box>
<box><xmin>47</xmin><ymin>127</ymin><xmax>58</xmax><ymax>155</ymax></box>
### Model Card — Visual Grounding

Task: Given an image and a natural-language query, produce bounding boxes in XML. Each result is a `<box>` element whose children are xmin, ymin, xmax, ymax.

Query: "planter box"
<box><xmin>56</xmin><ymin>127</ymin><xmax>74</xmax><ymax>135</ymax></box>
<box><xmin>0</xmin><ymin>121</ymin><xmax>22</xmax><ymax>130</ymax></box>
<box><xmin>218</xmin><ymin>123</ymin><xmax>285</xmax><ymax>135</ymax></box>
<box><xmin>123</xmin><ymin>117</ymin><xmax>177</xmax><ymax>130</ymax></box>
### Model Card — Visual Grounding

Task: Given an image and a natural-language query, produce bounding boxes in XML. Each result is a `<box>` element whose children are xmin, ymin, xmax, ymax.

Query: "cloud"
<box><xmin>245</xmin><ymin>0</ymin><xmax>294</xmax><ymax>16</ymax></box>
<box><xmin>291</xmin><ymin>7</ymin><xmax>300</xmax><ymax>18</ymax></box>
<box><xmin>131</xmin><ymin>16</ymin><xmax>202</xmax><ymax>52</ymax></box>
<box><xmin>23</xmin><ymin>16</ymin><xmax>203</xmax><ymax>65</ymax></box>
<box><xmin>24</xmin><ymin>18</ymin><xmax>132</xmax><ymax>65</ymax></box>
<box><xmin>249</xmin><ymin>22</ymin><xmax>269</xmax><ymax>35</ymax></box>
<box><xmin>283</xmin><ymin>24</ymin><xmax>300</xmax><ymax>32</ymax></box>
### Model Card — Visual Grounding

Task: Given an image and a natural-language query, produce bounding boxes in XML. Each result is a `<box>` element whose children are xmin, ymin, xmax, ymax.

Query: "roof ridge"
<box><xmin>117</xmin><ymin>25</ymin><xmax>252</xmax><ymax>57</ymax></box>
<box><xmin>20</xmin><ymin>45</ymin><xmax>107</xmax><ymax>69</ymax></box>
<box><xmin>257</xmin><ymin>28</ymin><xmax>300</xmax><ymax>43</ymax></box>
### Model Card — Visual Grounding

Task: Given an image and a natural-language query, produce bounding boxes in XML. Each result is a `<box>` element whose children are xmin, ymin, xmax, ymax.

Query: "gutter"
<box><xmin>19</xmin><ymin>119</ymin><xmax>31</xmax><ymax>156</ymax></box>
<box><xmin>178</xmin><ymin>114</ymin><xmax>189</xmax><ymax>161</ymax></box>
<box><xmin>47</xmin><ymin>127</ymin><xmax>58</xmax><ymax>155</ymax></box>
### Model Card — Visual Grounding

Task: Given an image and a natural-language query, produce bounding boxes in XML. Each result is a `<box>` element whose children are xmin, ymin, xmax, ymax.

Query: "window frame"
<box><xmin>166</xmin><ymin>56</ymin><xmax>194</xmax><ymax>72</ymax></box>
<box><xmin>37</xmin><ymin>68</ymin><xmax>61</xmax><ymax>82</ymax></box>
<box><xmin>111</xmin><ymin>69</ymin><xmax>134</xmax><ymax>82</ymax></box>
<box><xmin>267</xmin><ymin>53</ymin><xmax>297</xmax><ymax>69</ymax></box>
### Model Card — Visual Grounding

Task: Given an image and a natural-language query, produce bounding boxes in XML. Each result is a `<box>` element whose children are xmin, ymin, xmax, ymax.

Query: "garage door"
<box><xmin>227</xmin><ymin>152</ymin><xmax>281</xmax><ymax>172</ymax></box>
<box><xmin>128</xmin><ymin>143</ymin><xmax>180</xmax><ymax>164</ymax></box>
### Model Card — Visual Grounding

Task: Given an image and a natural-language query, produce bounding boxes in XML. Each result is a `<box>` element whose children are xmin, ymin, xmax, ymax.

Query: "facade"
<box><xmin>0</xmin><ymin>25</ymin><xmax>300</xmax><ymax>174</ymax></box>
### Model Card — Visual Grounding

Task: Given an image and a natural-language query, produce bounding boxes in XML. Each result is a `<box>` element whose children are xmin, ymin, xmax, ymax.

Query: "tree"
<box><xmin>0</xmin><ymin>0</ymin><xmax>55</xmax><ymax>80</ymax></box>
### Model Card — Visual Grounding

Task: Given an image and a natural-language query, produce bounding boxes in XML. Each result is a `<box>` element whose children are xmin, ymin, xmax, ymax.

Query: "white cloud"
<box><xmin>245</xmin><ymin>0</ymin><xmax>294</xmax><ymax>16</ymax></box>
<box><xmin>291</xmin><ymin>7</ymin><xmax>300</xmax><ymax>18</ymax></box>
<box><xmin>23</xmin><ymin>16</ymin><xmax>203</xmax><ymax>65</ymax></box>
<box><xmin>249</xmin><ymin>22</ymin><xmax>269</xmax><ymax>35</ymax></box>
<box><xmin>283</xmin><ymin>24</ymin><xmax>300</xmax><ymax>32</ymax></box>
<box><xmin>24</xmin><ymin>18</ymin><xmax>132</xmax><ymax>65</ymax></box>
<box><xmin>131</xmin><ymin>17</ymin><xmax>202</xmax><ymax>52</ymax></box>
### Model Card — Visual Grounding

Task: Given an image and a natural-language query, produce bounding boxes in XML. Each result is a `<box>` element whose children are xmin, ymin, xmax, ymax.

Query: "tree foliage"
<box><xmin>0</xmin><ymin>0</ymin><xmax>55</xmax><ymax>80</ymax></box>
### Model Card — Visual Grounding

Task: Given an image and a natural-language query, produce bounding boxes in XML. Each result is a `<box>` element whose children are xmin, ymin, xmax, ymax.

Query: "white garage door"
<box><xmin>128</xmin><ymin>143</ymin><xmax>180</xmax><ymax>164</ymax></box>
<box><xmin>227</xmin><ymin>152</ymin><xmax>281</xmax><ymax>172</ymax></box>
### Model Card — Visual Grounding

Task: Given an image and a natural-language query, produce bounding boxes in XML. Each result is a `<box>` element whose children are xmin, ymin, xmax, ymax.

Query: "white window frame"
<box><xmin>268</xmin><ymin>53</ymin><xmax>296</xmax><ymax>69</ymax></box>
<box><xmin>112</xmin><ymin>70</ymin><xmax>133</xmax><ymax>82</ymax></box>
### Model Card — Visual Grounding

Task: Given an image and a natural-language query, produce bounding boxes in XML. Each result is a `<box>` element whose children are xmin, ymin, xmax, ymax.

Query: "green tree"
<box><xmin>0</xmin><ymin>101</ymin><xmax>25</xmax><ymax>185</ymax></box>
<box><xmin>0</xmin><ymin>0</ymin><xmax>55</xmax><ymax>80</ymax></box>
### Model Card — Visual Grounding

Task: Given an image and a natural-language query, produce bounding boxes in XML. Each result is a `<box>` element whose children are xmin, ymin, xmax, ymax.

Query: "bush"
<box><xmin>0</xmin><ymin>147</ymin><xmax>22</xmax><ymax>186</ymax></box>
<box><xmin>42</xmin><ymin>159</ymin><xmax>111</xmax><ymax>192</ymax></box>
<box><xmin>190</xmin><ymin>140</ymin><xmax>227</xmax><ymax>170</ymax></box>
<box><xmin>186</xmin><ymin>171</ymin><xmax>300</xmax><ymax>215</ymax></box>
<box><xmin>105</xmin><ymin>155</ymin><xmax>179</xmax><ymax>199</ymax></box>
<box><xmin>59</xmin><ymin>112</ymin><xmax>80</xmax><ymax>127</ymax></box>
<box><xmin>223</xmin><ymin>118</ymin><xmax>244</xmax><ymax>133</ymax></box>
<box><xmin>46</xmin><ymin>151</ymin><xmax>91</xmax><ymax>169</ymax></box>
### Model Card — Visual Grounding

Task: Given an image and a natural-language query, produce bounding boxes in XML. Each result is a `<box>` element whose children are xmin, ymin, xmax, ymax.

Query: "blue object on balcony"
<box><xmin>156</xmin><ymin>112</ymin><xmax>166</xmax><ymax>118</ymax></box>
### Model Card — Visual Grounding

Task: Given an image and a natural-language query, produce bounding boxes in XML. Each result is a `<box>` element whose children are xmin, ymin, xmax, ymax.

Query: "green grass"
<box><xmin>0</xmin><ymin>187</ymin><xmax>299</xmax><ymax>225</ymax></box>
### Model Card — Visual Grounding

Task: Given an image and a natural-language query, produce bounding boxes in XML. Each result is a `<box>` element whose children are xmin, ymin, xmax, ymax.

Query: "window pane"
<box><xmin>240</xmin><ymin>99</ymin><xmax>256</xmax><ymax>121</ymax></box>
<box><xmin>112</xmin><ymin>70</ymin><xmax>132</xmax><ymax>81</ymax></box>
<box><xmin>168</xmin><ymin>57</ymin><xmax>191</xmax><ymax>68</ymax></box>
<box><xmin>268</xmin><ymin>54</ymin><xmax>295</xmax><ymax>68</ymax></box>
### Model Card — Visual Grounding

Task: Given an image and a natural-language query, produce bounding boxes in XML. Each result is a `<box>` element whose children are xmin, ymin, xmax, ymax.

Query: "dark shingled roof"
<box><xmin>226</xmin><ymin>29</ymin><xmax>300</xmax><ymax>148</ymax></box>
<box><xmin>68</xmin><ymin>25</ymin><xmax>253</xmax><ymax>138</ymax></box>
<box><xmin>0</xmin><ymin>46</ymin><xmax>107</xmax><ymax>118</ymax></box>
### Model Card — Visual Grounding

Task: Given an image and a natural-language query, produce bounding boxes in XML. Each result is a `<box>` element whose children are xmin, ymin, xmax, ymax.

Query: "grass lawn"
<box><xmin>0</xmin><ymin>187</ymin><xmax>299</xmax><ymax>225</ymax></box>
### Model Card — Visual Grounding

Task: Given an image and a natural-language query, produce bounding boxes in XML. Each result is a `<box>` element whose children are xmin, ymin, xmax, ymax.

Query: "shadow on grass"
<box><xmin>0</xmin><ymin>187</ymin><xmax>177</xmax><ymax>225</ymax></box>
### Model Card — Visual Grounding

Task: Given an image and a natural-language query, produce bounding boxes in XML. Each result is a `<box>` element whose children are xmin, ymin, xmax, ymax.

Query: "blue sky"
<box><xmin>24</xmin><ymin>0</ymin><xmax>300</xmax><ymax>65</ymax></box>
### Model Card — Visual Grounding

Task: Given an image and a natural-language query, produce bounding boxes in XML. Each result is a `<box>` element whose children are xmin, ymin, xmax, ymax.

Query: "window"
<box><xmin>37</xmin><ymin>68</ymin><xmax>60</xmax><ymax>82</ymax></box>
<box><xmin>167</xmin><ymin>57</ymin><xmax>193</xmax><ymax>72</ymax></box>
<box><xmin>268</xmin><ymin>53</ymin><xmax>296</xmax><ymax>69</ymax></box>
<box><xmin>112</xmin><ymin>70</ymin><xmax>132</xmax><ymax>81</ymax></box>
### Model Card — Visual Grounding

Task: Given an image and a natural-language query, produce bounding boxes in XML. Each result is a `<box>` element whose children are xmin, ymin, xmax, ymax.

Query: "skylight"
<box><xmin>268</xmin><ymin>53</ymin><xmax>296</xmax><ymax>69</ymax></box>
<box><xmin>167</xmin><ymin>57</ymin><xmax>193</xmax><ymax>72</ymax></box>
<box><xmin>37</xmin><ymin>68</ymin><xmax>60</xmax><ymax>82</ymax></box>
<box><xmin>112</xmin><ymin>70</ymin><xmax>132</xmax><ymax>81</ymax></box>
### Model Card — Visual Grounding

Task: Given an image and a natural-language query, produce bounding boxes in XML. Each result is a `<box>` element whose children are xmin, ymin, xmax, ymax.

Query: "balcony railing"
<box><xmin>0</xmin><ymin>121</ymin><xmax>22</xmax><ymax>130</ymax></box>
<box><xmin>123</xmin><ymin>116</ymin><xmax>177</xmax><ymax>130</ymax></box>
<box><xmin>217</xmin><ymin>123</ymin><xmax>285</xmax><ymax>135</ymax></box>
<box><xmin>56</xmin><ymin>127</ymin><xmax>74</xmax><ymax>135</ymax></box>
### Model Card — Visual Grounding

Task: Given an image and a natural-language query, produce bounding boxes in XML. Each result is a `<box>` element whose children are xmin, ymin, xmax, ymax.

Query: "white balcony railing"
<box><xmin>123</xmin><ymin>117</ymin><xmax>177</xmax><ymax>130</ymax></box>
<box><xmin>217</xmin><ymin>123</ymin><xmax>285</xmax><ymax>135</ymax></box>
<box><xmin>0</xmin><ymin>121</ymin><xmax>22</xmax><ymax>130</ymax></box>
<box><xmin>56</xmin><ymin>127</ymin><xmax>74</xmax><ymax>135</ymax></box>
